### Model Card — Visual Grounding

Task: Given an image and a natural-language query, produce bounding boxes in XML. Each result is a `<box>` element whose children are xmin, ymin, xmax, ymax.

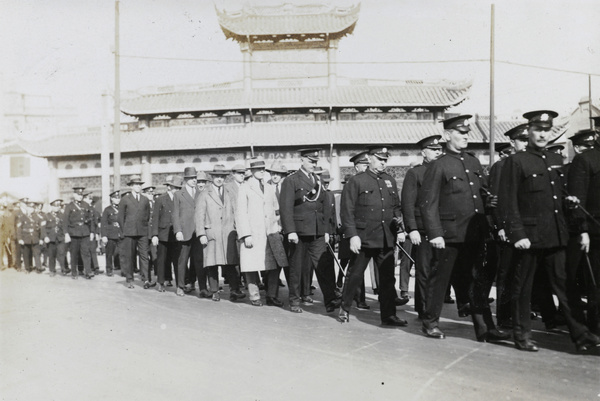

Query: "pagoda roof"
<box><xmin>121</xmin><ymin>82</ymin><xmax>472</xmax><ymax>117</ymax></box>
<box><xmin>17</xmin><ymin>119</ymin><xmax>514</xmax><ymax>158</ymax></box>
<box><xmin>216</xmin><ymin>3</ymin><xmax>360</xmax><ymax>40</ymax></box>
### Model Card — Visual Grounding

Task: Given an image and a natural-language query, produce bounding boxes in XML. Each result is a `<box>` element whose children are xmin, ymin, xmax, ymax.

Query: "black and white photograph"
<box><xmin>1</xmin><ymin>1</ymin><xmax>599</xmax><ymax>400</ymax></box>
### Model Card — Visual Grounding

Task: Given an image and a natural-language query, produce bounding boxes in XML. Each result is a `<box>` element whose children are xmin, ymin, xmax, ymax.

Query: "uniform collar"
<box><xmin>526</xmin><ymin>146</ymin><xmax>546</xmax><ymax>157</ymax></box>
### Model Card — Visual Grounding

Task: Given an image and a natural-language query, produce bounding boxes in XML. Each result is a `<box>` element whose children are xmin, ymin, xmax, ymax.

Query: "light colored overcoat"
<box><xmin>195</xmin><ymin>184</ymin><xmax>239</xmax><ymax>266</ymax></box>
<box><xmin>236</xmin><ymin>177</ymin><xmax>280</xmax><ymax>273</ymax></box>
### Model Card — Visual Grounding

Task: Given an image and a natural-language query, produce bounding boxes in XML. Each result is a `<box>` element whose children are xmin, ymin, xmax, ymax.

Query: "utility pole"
<box><xmin>113</xmin><ymin>0</ymin><xmax>121</xmax><ymax>191</ymax></box>
<box><xmin>489</xmin><ymin>4</ymin><xmax>495</xmax><ymax>167</ymax></box>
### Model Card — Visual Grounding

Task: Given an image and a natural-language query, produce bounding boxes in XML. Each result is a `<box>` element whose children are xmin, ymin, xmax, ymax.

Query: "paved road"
<box><xmin>1</xmin><ymin>267</ymin><xmax>598</xmax><ymax>401</ymax></box>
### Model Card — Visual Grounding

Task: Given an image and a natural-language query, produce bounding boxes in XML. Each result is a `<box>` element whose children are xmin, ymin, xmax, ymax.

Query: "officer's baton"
<box><xmin>395</xmin><ymin>241</ymin><xmax>416</xmax><ymax>265</ymax></box>
<box><xmin>585</xmin><ymin>253</ymin><xmax>597</xmax><ymax>288</ymax></box>
<box><xmin>326</xmin><ymin>242</ymin><xmax>348</xmax><ymax>277</ymax></box>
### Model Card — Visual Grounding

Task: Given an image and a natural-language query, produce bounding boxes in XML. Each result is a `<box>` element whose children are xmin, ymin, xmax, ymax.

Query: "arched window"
<box><xmin>125</xmin><ymin>161</ymin><xmax>133</xmax><ymax>166</ymax></box>
<box><xmin>193</xmin><ymin>158</ymin><xmax>202</xmax><ymax>163</ymax></box>
<box><xmin>159</xmin><ymin>159</ymin><xmax>168</xmax><ymax>164</ymax></box>
<box><xmin>80</xmin><ymin>163</ymin><xmax>88</xmax><ymax>169</ymax></box>
<box><xmin>94</xmin><ymin>162</ymin><xmax>101</xmax><ymax>168</ymax></box>
<box><xmin>209</xmin><ymin>157</ymin><xmax>218</xmax><ymax>163</ymax></box>
<box><xmin>65</xmin><ymin>164</ymin><xmax>73</xmax><ymax>170</ymax></box>
<box><xmin>226</xmin><ymin>156</ymin><xmax>235</xmax><ymax>162</ymax></box>
<box><xmin>176</xmin><ymin>159</ymin><xmax>185</xmax><ymax>164</ymax></box>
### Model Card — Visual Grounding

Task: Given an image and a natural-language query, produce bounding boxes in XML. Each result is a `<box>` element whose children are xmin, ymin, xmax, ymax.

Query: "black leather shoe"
<box><xmin>266</xmin><ymin>297</ymin><xmax>284</xmax><ymax>307</ymax></box>
<box><xmin>126</xmin><ymin>281</ymin><xmax>134</xmax><ymax>289</ymax></box>
<box><xmin>422</xmin><ymin>326</ymin><xmax>445</xmax><ymax>339</ymax></box>
<box><xmin>575</xmin><ymin>333</ymin><xmax>600</xmax><ymax>353</ymax></box>
<box><xmin>251</xmin><ymin>299</ymin><xmax>263</xmax><ymax>306</ymax></box>
<box><xmin>514</xmin><ymin>339</ymin><xmax>538</xmax><ymax>352</ymax></box>
<box><xmin>497</xmin><ymin>319</ymin><xmax>513</xmax><ymax>329</ymax></box>
<box><xmin>107</xmin><ymin>271</ymin><xmax>114</xmax><ymax>277</ymax></box>
<box><xmin>355</xmin><ymin>300</ymin><xmax>370</xmax><ymax>310</ymax></box>
<box><xmin>382</xmin><ymin>315</ymin><xmax>408</xmax><ymax>327</ymax></box>
<box><xmin>326</xmin><ymin>302</ymin><xmax>340</xmax><ymax>313</ymax></box>
<box><xmin>458</xmin><ymin>303</ymin><xmax>471</xmax><ymax>317</ymax></box>
<box><xmin>198</xmin><ymin>289</ymin><xmax>212</xmax><ymax>299</ymax></box>
<box><xmin>157</xmin><ymin>283</ymin><xmax>165</xmax><ymax>292</ymax></box>
<box><xmin>478</xmin><ymin>329</ymin><xmax>511</xmax><ymax>343</ymax></box>
<box><xmin>165</xmin><ymin>281</ymin><xmax>173</xmax><ymax>287</ymax></box>
<box><xmin>144</xmin><ymin>281</ymin><xmax>151</xmax><ymax>289</ymax></box>
<box><xmin>395</xmin><ymin>296</ymin><xmax>409</xmax><ymax>306</ymax></box>
<box><xmin>290</xmin><ymin>305</ymin><xmax>303</xmax><ymax>313</ymax></box>
<box><xmin>85</xmin><ymin>274</ymin><xmax>94</xmax><ymax>279</ymax></box>
<box><xmin>338</xmin><ymin>309</ymin><xmax>350</xmax><ymax>323</ymax></box>
<box><xmin>230</xmin><ymin>290</ymin><xmax>246</xmax><ymax>301</ymax></box>
<box><xmin>212</xmin><ymin>292</ymin><xmax>220</xmax><ymax>302</ymax></box>
<box><xmin>301</xmin><ymin>296</ymin><xmax>314</xmax><ymax>304</ymax></box>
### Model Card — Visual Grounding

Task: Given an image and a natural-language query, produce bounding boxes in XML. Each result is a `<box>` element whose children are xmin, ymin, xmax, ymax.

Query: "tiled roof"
<box><xmin>121</xmin><ymin>84</ymin><xmax>472</xmax><ymax>116</ymax></box>
<box><xmin>475</xmin><ymin>120</ymin><xmax>568</xmax><ymax>143</ymax></box>
<box><xmin>18</xmin><ymin>119</ymin><xmax>504</xmax><ymax>158</ymax></box>
<box><xmin>216</xmin><ymin>4</ymin><xmax>360</xmax><ymax>37</ymax></box>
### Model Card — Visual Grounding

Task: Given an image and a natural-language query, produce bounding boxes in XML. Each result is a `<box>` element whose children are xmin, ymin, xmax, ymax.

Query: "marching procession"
<box><xmin>1</xmin><ymin>112</ymin><xmax>599</xmax><ymax>355</ymax></box>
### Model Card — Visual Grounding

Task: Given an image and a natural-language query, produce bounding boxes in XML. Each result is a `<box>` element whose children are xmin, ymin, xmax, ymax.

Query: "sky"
<box><xmin>1</xmin><ymin>0</ymin><xmax>599</xmax><ymax>131</ymax></box>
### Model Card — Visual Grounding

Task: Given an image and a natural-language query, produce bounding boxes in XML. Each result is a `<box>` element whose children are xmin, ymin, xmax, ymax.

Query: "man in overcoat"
<box><xmin>196</xmin><ymin>164</ymin><xmax>245</xmax><ymax>302</ymax></box>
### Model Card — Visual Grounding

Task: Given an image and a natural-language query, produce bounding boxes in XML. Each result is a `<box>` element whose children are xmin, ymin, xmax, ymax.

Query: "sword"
<box><xmin>395</xmin><ymin>240</ymin><xmax>416</xmax><ymax>265</ymax></box>
<box><xmin>326</xmin><ymin>242</ymin><xmax>348</xmax><ymax>277</ymax></box>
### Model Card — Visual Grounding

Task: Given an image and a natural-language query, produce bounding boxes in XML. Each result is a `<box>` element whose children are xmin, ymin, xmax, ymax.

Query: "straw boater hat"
<box><xmin>163</xmin><ymin>175</ymin><xmax>183</xmax><ymax>188</ymax></box>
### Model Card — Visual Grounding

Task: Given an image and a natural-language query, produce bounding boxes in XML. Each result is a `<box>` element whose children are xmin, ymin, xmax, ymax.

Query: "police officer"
<box><xmin>499</xmin><ymin>110</ymin><xmax>600</xmax><ymax>352</ymax></box>
<box><xmin>567</xmin><ymin>126</ymin><xmax>600</xmax><ymax>336</ymax></box>
<box><xmin>101</xmin><ymin>190</ymin><xmax>122</xmax><ymax>277</ymax></box>
<box><xmin>402</xmin><ymin>135</ymin><xmax>443</xmax><ymax>319</ymax></box>
<box><xmin>338</xmin><ymin>145</ymin><xmax>407</xmax><ymax>326</ymax></box>
<box><xmin>17</xmin><ymin>200</ymin><xmax>43</xmax><ymax>273</ymax></box>
<box><xmin>279</xmin><ymin>148</ymin><xmax>340</xmax><ymax>313</ymax></box>
<box><xmin>63</xmin><ymin>186</ymin><xmax>95</xmax><ymax>279</ymax></box>
<box><xmin>83</xmin><ymin>192</ymin><xmax>102</xmax><ymax>275</ymax></box>
<box><xmin>419</xmin><ymin>115</ymin><xmax>507</xmax><ymax>342</ymax></box>
<box><xmin>32</xmin><ymin>201</ymin><xmax>47</xmax><ymax>270</ymax></box>
<box><xmin>43</xmin><ymin>199</ymin><xmax>66</xmax><ymax>277</ymax></box>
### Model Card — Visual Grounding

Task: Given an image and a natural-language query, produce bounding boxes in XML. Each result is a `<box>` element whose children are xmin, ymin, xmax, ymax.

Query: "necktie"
<box><xmin>219</xmin><ymin>187</ymin><xmax>224</xmax><ymax>202</ymax></box>
<box><xmin>259</xmin><ymin>181</ymin><xmax>264</xmax><ymax>193</ymax></box>
<box><xmin>276</xmin><ymin>184</ymin><xmax>280</xmax><ymax>199</ymax></box>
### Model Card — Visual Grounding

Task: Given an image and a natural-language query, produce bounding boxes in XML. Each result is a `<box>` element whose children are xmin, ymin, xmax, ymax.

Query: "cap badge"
<box><xmin>433</xmin><ymin>139</ymin><xmax>438</xmax><ymax>144</ymax></box>
<box><xmin>541</xmin><ymin>113</ymin><xmax>549</xmax><ymax>121</ymax></box>
<box><xmin>382</xmin><ymin>147</ymin><xmax>388</xmax><ymax>153</ymax></box>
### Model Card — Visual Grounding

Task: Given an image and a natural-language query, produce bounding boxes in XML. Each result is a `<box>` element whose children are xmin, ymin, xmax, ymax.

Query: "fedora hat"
<box><xmin>266</xmin><ymin>160</ymin><xmax>288</xmax><ymax>174</ymax></box>
<box><xmin>127</xmin><ymin>175</ymin><xmax>144</xmax><ymax>185</ymax></box>
<box><xmin>210</xmin><ymin>164</ymin><xmax>230</xmax><ymax>176</ymax></box>
<box><xmin>196</xmin><ymin>171</ymin><xmax>211</xmax><ymax>182</ymax></box>
<box><xmin>183</xmin><ymin>167</ymin><xmax>198</xmax><ymax>179</ymax></box>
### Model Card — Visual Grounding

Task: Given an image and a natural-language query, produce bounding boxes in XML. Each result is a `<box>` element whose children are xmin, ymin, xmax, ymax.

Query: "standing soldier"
<box><xmin>101</xmin><ymin>190</ymin><xmax>122</xmax><ymax>277</ymax></box>
<box><xmin>338</xmin><ymin>145</ymin><xmax>407</xmax><ymax>325</ymax></box>
<box><xmin>43</xmin><ymin>199</ymin><xmax>66</xmax><ymax>277</ymax></box>
<box><xmin>63</xmin><ymin>187</ymin><xmax>95</xmax><ymax>279</ymax></box>
<box><xmin>279</xmin><ymin>149</ymin><xmax>340</xmax><ymax>314</ymax></box>
<box><xmin>419</xmin><ymin>115</ymin><xmax>507</xmax><ymax>342</ymax></box>
<box><xmin>402</xmin><ymin>135</ymin><xmax>443</xmax><ymax>319</ymax></box>
<box><xmin>567</xmin><ymin>124</ymin><xmax>600</xmax><ymax>336</ymax></box>
<box><xmin>118</xmin><ymin>175</ymin><xmax>153</xmax><ymax>289</ymax></box>
<box><xmin>499</xmin><ymin>110</ymin><xmax>599</xmax><ymax>352</ymax></box>
<box><xmin>152</xmin><ymin>176</ymin><xmax>182</xmax><ymax>293</ymax></box>
<box><xmin>17</xmin><ymin>200</ymin><xmax>43</xmax><ymax>274</ymax></box>
<box><xmin>196</xmin><ymin>164</ymin><xmax>245</xmax><ymax>302</ymax></box>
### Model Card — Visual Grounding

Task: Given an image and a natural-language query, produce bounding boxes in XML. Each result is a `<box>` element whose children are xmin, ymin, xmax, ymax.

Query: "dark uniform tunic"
<box><xmin>279</xmin><ymin>169</ymin><xmax>337</xmax><ymax>308</ymax></box>
<box><xmin>568</xmin><ymin>145</ymin><xmax>600</xmax><ymax>334</ymax></box>
<box><xmin>17</xmin><ymin>212</ymin><xmax>42</xmax><ymax>272</ymax></box>
<box><xmin>402</xmin><ymin>162</ymin><xmax>433</xmax><ymax>316</ymax></box>
<box><xmin>43</xmin><ymin>211</ymin><xmax>66</xmax><ymax>274</ymax></box>
<box><xmin>499</xmin><ymin>147</ymin><xmax>589</xmax><ymax>343</ymax></box>
<box><xmin>63</xmin><ymin>200</ymin><xmax>94</xmax><ymax>277</ymax></box>
<box><xmin>419</xmin><ymin>150</ymin><xmax>494</xmax><ymax>338</ymax></box>
<box><xmin>340</xmin><ymin>169</ymin><xmax>403</xmax><ymax>321</ymax></box>
<box><xmin>101</xmin><ymin>204</ymin><xmax>122</xmax><ymax>274</ymax></box>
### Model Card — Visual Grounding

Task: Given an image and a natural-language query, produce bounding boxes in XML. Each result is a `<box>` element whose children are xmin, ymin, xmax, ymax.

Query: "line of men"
<box><xmin>2</xmin><ymin>113</ymin><xmax>598</xmax><ymax>353</ymax></box>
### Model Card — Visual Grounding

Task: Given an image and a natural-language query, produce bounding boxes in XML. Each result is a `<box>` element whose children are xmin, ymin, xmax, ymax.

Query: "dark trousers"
<box><xmin>149</xmin><ymin>240</ymin><xmax>158</xmax><ymax>275</ymax></box>
<box><xmin>288</xmin><ymin>235</ymin><xmax>337</xmax><ymax>307</ymax></box>
<box><xmin>105</xmin><ymin>238</ymin><xmax>120</xmax><ymax>273</ymax></box>
<box><xmin>123</xmin><ymin>235</ymin><xmax>149</xmax><ymax>282</ymax></box>
<box><xmin>69</xmin><ymin>236</ymin><xmax>91</xmax><ymax>277</ymax></box>
<box><xmin>157</xmin><ymin>240</ymin><xmax>178</xmax><ymax>285</ymax></box>
<box><xmin>423</xmin><ymin>242</ymin><xmax>487</xmax><ymax>331</ymax></box>
<box><xmin>414</xmin><ymin>240</ymin><xmax>434</xmax><ymax>316</ymax></box>
<box><xmin>398</xmin><ymin>240</ymin><xmax>414</xmax><ymax>292</ymax></box>
<box><xmin>175</xmin><ymin>234</ymin><xmax>205</xmax><ymax>290</ymax></box>
<box><xmin>585</xmin><ymin>240</ymin><xmax>600</xmax><ymax>334</ymax></box>
<box><xmin>341</xmin><ymin>247</ymin><xmax>396</xmax><ymax>320</ymax></box>
<box><xmin>207</xmin><ymin>265</ymin><xmax>239</xmax><ymax>293</ymax></box>
<box><xmin>47</xmin><ymin>242</ymin><xmax>65</xmax><ymax>273</ymax></box>
<box><xmin>512</xmin><ymin>247</ymin><xmax>588</xmax><ymax>342</ymax></box>
<box><xmin>495</xmin><ymin>242</ymin><xmax>516</xmax><ymax>324</ymax></box>
<box><xmin>246</xmin><ymin>269</ymin><xmax>279</xmax><ymax>300</ymax></box>
<box><xmin>22</xmin><ymin>244</ymin><xmax>40</xmax><ymax>271</ymax></box>
<box><xmin>89</xmin><ymin>238</ymin><xmax>99</xmax><ymax>270</ymax></box>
